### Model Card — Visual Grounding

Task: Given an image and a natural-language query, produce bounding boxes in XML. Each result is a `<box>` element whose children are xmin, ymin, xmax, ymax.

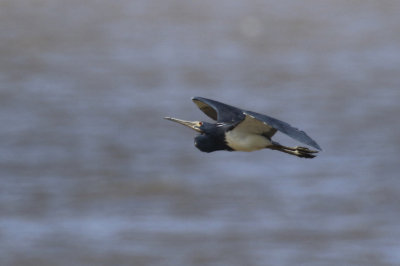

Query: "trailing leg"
<box><xmin>269</xmin><ymin>141</ymin><xmax>318</xmax><ymax>159</ymax></box>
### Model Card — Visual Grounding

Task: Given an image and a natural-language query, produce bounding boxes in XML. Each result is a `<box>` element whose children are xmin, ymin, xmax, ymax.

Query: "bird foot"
<box><xmin>270</xmin><ymin>143</ymin><xmax>319</xmax><ymax>158</ymax></box>
<box><xmin>292</xmin><ymin>146</ymin><xmax>318</xmax><ymax>158</ymax></box>
<box><xmin>295</xmin><ymin>146</ymin><xmax>319</xmax><ymax>153</ymax></box>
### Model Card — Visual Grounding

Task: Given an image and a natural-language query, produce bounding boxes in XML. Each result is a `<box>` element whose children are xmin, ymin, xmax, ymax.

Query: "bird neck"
<box><xmin>194</xmin><ymin>130</ymin><xmax>232</xmax><ymax>153</ymax></box>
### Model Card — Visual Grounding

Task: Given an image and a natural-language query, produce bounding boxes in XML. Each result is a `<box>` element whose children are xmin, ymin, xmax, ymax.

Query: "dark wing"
<box><xmin>245</xmin><ymin>111</ymin><xmax>322</xmax><ymax>151</ymax></box>
<box><xmin>192</xmin><ymin>97</ymin><xmax>245</xmax><ymax>123</ymax></box>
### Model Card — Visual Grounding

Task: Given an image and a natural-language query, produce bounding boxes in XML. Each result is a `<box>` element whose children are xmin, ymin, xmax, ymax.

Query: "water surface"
<box><xmin>1</xmin><ymin>1</ymin><xmax>400</xmax><ymax>265</ymax></box>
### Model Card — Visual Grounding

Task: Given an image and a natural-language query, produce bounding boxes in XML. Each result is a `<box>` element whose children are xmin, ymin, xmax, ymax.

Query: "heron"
<box><xmin>165</xmin><ymin>97</ymin><xmax>321</xmax><ymax>158</ymax></box>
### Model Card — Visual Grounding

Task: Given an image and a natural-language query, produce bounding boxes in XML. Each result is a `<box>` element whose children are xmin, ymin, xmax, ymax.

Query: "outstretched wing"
<box><xmin>245</xmin><ymin>110</ymin><xmax>322</xmax><ymax>150</ymax></box>
<box><xmin>192</xmin><ymin>97</ymin><xmax>245</xmax><ymax>123</ymax></box>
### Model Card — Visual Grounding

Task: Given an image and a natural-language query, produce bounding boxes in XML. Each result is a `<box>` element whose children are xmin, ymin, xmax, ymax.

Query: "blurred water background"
<box><xmin>1</xmin><ymin>0</ymin><xmax>400</xmax><ymax>265</ymax></box>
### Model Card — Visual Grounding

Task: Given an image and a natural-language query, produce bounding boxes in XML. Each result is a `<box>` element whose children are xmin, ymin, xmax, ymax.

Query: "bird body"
<box><xmin>225</xmin><ymin>123</ymin><xmax>272</xmax><ymax>152</ymax></box>
<box><xmin>165</xmin><ymin>97</ymin><xmax>321</xmax><ymax>158</ymax></box>
<box><xmin>225</xmin><ymin>131</ymin><xmax>272</xmax><ymax>152</ymax></box>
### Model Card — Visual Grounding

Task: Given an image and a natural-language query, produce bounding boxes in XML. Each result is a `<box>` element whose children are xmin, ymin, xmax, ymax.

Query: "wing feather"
<box><xmin>192</xmin><ymin>97</ymin><xmax>245</xmax><ymax>123</ymax></box>
<box><xmin>234</xmin><ymin>114</ymin><xmax>277</xmax><ymax>137</ymax></box>
<box><xmin>245</xmin><ymin>111</ymin><xmax>322</xmax><ymax>150</ymax></box>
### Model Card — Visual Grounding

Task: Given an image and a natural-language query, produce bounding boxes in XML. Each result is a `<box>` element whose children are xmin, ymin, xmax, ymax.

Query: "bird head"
<box><xmin>164</xmin><ymin>117</ymin><xmax>211</xmax><ymax>133</ymax></box>
<box><xmin>164</xmin><ymin>117</ymin><xmax>231</xmax><ymax>153</ymax></box>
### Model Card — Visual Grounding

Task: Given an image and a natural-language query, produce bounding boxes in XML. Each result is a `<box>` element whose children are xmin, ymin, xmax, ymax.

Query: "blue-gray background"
<box><xmin>1</xmin><ymin>1</ymin><xmax>400</xmax><ymax>265</ymax></box>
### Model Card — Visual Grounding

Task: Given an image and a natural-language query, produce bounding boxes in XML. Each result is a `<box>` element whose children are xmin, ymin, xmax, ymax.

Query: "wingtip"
<box><xmin>314</xmin><ymin>143</ymin><xmax>322</xmax><ymax>151</ymax></box>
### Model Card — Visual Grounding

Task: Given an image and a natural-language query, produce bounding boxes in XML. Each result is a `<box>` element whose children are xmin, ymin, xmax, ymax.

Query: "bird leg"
<box><xmin>269</xmin><ymin>141</ymin><xmax>318</xmax><ymax>159</ymax></box>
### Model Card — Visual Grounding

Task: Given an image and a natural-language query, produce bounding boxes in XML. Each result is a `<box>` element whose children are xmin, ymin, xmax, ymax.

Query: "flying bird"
<box><xmin>165</xmin><ymin>97</ymin><xmax>321</xmax><ymax>158</ymax></box>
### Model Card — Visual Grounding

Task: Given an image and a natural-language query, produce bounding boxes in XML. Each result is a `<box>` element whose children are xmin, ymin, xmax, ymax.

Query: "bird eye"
<box><xmin>199</xmin><ymin>122</ymin><xmax>203</xmax><ymax>126</ymax></box>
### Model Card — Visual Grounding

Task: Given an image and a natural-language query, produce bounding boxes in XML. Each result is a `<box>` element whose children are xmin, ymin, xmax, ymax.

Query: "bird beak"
<box><xmin>164</xmin><ymin>117</ymin><xmax>203</xmax><ymax>133</ymax></box>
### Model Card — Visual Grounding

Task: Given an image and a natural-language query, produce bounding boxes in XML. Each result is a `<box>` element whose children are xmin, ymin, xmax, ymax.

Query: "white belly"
<box><xmin>225</xmin><ymin>130</ymin><xmax>271</xmax><ymax>152</ymax></box>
